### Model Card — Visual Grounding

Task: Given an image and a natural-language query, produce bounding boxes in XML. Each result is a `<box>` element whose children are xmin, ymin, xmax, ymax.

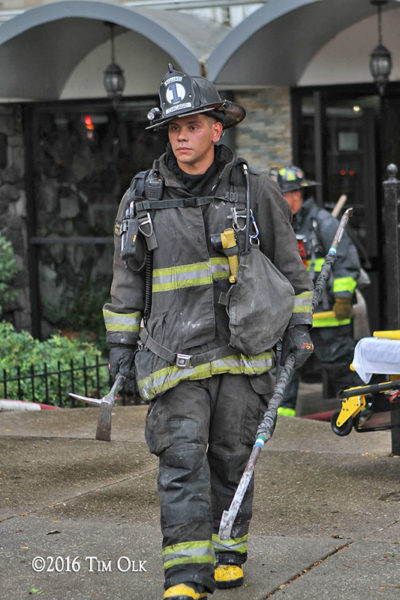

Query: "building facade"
<box><xmin>0</xmin><ymin>0</ymin><xmax>399</xmax><ymax>337</ymax></box>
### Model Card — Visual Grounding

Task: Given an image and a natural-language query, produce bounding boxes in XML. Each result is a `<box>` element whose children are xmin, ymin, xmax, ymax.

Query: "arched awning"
<box><xmin>0</xmin><ymin>0</ymin><xmax>228</xmax><ymax>101</ymax></box>
<box><xmin>207</xmin><ymin>0</ymin><xmax>386</xmax><ymax>86</ymax></box>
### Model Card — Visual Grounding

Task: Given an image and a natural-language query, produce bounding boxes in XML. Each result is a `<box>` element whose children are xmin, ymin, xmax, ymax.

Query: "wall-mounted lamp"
<box><xmin>103</xmin><ymin>22</ymin><xmax>125</xmax><ymax>106</ymax></box>
<box><xmin>369</xmin><ymin>0</ymin><xmax>392</xmax><ymax>95</ymax></box>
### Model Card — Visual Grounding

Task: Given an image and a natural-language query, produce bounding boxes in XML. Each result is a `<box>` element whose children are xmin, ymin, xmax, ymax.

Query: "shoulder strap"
<box><xmin>130</xmin><ymin>169</ymin><xmax>150</xmax><ymax>200</ymax></box>
<box><xmin>135</xmin><ymin>195</ymin><xmax>214</xmax><ymax>212</ymax></box>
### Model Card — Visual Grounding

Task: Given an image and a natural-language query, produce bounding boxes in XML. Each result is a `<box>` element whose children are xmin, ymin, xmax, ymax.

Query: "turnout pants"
<box><xmin>144</xmin><ymin>372</ymin><xmax>271</xmax><ymax>592</ymax></box>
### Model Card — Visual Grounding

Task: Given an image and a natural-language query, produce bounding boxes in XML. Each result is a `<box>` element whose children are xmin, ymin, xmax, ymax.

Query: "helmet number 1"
<box><xmin>166</xmin><ymin>83</ymin><xmax>186</xmax><ymax>105</ymax></box>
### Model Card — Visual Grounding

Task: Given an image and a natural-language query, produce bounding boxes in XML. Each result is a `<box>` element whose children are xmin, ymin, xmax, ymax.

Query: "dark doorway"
<box><xmin>24</xmin><ymin>99</ymin><xmax>167</xmax><ymax>345</ymax></box>
<box><xmin>291</xmin><ymin>86</ymin><xmax>384</xmax><ymax>332</ymax></box>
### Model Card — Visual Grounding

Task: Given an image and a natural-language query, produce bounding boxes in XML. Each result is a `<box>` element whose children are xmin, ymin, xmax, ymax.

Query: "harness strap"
<box><xmin>139</xmin><ymin>327</ymin><xmax>233</xmax><ymax>368</ymax></box>
<box><xmin>135</xmin><ymin>191</ymin><xmax>241</xmax><ymax>213</ymax></box>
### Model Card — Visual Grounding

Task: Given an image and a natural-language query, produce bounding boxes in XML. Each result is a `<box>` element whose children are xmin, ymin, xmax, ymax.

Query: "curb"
<box><xmin>0</xmin><ymin>399</ymin><xmax>60</xmax><ymax>411</ymax></box>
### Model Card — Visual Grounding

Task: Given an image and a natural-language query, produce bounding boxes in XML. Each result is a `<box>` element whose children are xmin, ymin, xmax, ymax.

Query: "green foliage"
<box><xmin>0</xmin><ymin>234</ymin><xmax>18</xmax><ymax>317</ymax></box>
<box><xmin>0</xmin><ymin>321</ymin><xmax>109</xmax><ymax>406</ymax></box>
<box><xmin>44</xmin><ymin>280</ymin><xmax>108</xmax><ymax>355</ymax></box>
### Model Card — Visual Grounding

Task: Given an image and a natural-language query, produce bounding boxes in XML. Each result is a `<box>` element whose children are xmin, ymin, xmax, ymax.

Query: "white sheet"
<box><xmin>352</xmin><ymin>337</ymin><xmax>400</xmax><ymax>383</ymax></box>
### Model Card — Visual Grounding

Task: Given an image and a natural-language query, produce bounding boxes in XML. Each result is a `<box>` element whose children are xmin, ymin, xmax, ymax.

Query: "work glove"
<box><xmin>333</xmin><ymin>296</ymin><xmax>354</xmax><ymax>320</ymax></box>
<box><xmin>108</xmin><ymin>345</ymin><xmax>136</xmax><ymax>384</ymax></box>
<box><xmin>281</xmin><ymin>325</ymin><xmax>314</xmax><ymax>369</ymax></box>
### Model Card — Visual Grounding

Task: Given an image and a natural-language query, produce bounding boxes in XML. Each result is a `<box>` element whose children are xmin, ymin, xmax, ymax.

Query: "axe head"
<box><xmin>68</xmin><ymin>373</ymin><xmax>125</xmax><ymax>442</ymax></box>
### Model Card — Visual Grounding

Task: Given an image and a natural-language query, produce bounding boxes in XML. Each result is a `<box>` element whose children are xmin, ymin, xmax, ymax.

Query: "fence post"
<box><xmin>70</xmin><ymin>359</ymin><xmax>75</xmax><ymax>407</ymax></box>
<box><xmin>83</xmin><ymin>357</ymin><xmax>88</xmax><ymax>398</ymax></box>
<box><xmin>383</xmin><ymin>164</ymin><xmax>400</xmax><ymax>456</ymax></box>
<box><xmin>57</xmin><ymin>360</ymin><xmax>62</xmax><ymax>406</ymax></box>
<box><xmin>30</xmin><ymin>364</ymin><xmax>35</xmax><ymax>402</ymax></box>
<box><xmin>43</xmin><ymin>362</ymin><xmax>49</xmax><ymax>404</ymax></box>
<box><xmin>2</xmin><ymin>368</ymin><xmax>7</xmax><ymax>399</ymax></box>
<box><xmin>95</xmin><ymin>355</ymin><xmax>100</xmax><ymax>398</ymax></box>
<box><xmin>17</xmin><ymin>366</ymin><xmax>22</xmax><ymax>399</ymax></box>
<box><xmin>382</xmin><ymin>164</ymin><xmax>400</xmax><ymax>329</ymax></box>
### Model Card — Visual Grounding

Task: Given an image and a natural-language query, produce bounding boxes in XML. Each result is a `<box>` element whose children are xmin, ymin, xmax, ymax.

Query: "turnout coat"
<box><xmin>103</xmin><ymin>145</ymin><xmax>313</xmax><ymax>401</ymax></box>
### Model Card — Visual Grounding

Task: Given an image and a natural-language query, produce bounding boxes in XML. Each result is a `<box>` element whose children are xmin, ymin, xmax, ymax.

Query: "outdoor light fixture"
<box><xmin>103</xmin><ymin>22</ymin><xmax>125</xmax><ymax>106</ymax></box>
<box><xmin>369</xmin><ymin>0</ymin><xmax>392</xmax><ymax>95</ymax></box>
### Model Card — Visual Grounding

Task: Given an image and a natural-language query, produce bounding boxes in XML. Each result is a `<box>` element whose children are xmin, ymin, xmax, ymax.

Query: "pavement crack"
<box><xmin>0</xmin><ymin>464</ymin><xmax>158</xmax><ymax>523</ymax></box>
<box><xmin>264</xmin><ymin>541</ymin><xmax>351</xmax><ymax>597</ymax></box>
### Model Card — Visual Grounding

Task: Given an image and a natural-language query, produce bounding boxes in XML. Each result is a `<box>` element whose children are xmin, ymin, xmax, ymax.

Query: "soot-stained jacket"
<box><xmin>103</xmin><ymin>145</ymin><xmax>313</xmax><ymax>401</ymax></box>
<box><xmin>293</xmin><ymin>197</ymin><xmax>360</xmax><ymax>328</ymax></box>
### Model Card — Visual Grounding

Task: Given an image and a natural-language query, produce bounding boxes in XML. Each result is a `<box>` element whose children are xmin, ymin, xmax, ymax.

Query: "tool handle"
<box><xmin>218</xmin><ymin>209</ymin><xmax>354</xmax><ymax>540</ymax></box>
<box><xmin>109</xmin><ymin>372</ymin><xmax>125</xmax><ymax>402</ymax></box>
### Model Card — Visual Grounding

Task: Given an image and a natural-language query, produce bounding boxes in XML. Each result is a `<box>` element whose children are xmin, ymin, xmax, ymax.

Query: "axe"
<box><xmin>69</xmin><ymin>372</ymin><xmax>125</xmax><ymax>441</ymax></box>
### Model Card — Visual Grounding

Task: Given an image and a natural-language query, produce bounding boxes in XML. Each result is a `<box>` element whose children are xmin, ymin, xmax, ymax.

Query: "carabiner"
<box><xmin>249</xmin><ymin>213</ymin><xmax>260</xmax><ymax>246</ymax></box>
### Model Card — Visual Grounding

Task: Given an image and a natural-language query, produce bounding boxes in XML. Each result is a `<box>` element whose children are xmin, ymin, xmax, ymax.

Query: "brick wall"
<box><xmin>233</xmin><ymin>87</ymin><xmax>292</xmax><ymax>172</ymax></box>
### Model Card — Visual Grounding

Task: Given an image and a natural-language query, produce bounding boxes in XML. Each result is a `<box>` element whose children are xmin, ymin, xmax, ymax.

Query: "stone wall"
<box><xmin>234</xmin><ymin>87</ymin><xmax>292</xmax><ymax>171</ymax></box>
<box><xmin>0</xmin><ymin>105</ymin><xmax>31</xmax><ymax>331</ymax></box>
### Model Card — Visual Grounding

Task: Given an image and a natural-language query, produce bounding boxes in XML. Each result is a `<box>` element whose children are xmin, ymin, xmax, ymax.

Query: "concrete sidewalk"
<box><xmin>0</xmin><ymin>399</ymin><xmax>399</xmax><ymax>600</ymax></box>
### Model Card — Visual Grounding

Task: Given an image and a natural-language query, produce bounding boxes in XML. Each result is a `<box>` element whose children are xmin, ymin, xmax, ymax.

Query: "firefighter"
<box><xmin>103</xmin><ymin>66</ymin><xmax>313</xmax><ymax>600</ymax></box>
<box><xmin>270</xmin><ymin>165</ymin><xmax>362</xmax><ymax>417</ymax></box>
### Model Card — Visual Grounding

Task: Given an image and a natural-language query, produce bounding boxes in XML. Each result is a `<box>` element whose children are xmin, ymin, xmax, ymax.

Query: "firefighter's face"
<box><xmin>284</xmin><ymin>189</ymin><xmax>303</xmax><ymax>215</ymax></box>
<box><xmin>168</xmin><ymin>114</ymin><xmax>223</xmax><ymax>175</ymax></box>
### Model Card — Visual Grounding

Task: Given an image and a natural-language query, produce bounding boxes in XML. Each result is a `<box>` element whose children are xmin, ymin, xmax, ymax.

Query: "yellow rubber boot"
<box><xmin>163</xmin><ymin>583</ymin><xmax>207</xmax><ymax>599</ymax></box>
<box><xmin>214</xmin><ymin>564</ymin><xmax>244</xmax><ymax>589</ymax></box>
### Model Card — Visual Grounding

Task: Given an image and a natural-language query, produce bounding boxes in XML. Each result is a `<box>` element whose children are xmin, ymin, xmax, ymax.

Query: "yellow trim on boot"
<box><xmin>163</xmin><ymin>583</ymin><xmax>207</xmax><ymax>599</ymax></box>
<box><xmin>215</xmin><ymin>565</ymin><xmax>244</xmax><ymax>589</ymax></box>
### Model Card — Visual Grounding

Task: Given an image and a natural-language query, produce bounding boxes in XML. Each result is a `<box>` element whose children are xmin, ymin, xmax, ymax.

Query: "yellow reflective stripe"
<box><xmin>103</xmin><ymin>309</ymin><xmax>141</xmax><ymax>332</ymax></box>
<box><xmin>138</xmin><ymin>352</ymin><xmax>274</xmax><ymax>401</ymax></box>
<box><xmin>306</xmin><ymin>257</ymin><xmax>325</xmax><ymax>272</ymax></box>
<box><xmin>313</xmin><ymin>315</ymin><xmax>351</xmax><ymax>327</ymax></box>
<box><xmin>293</xmin><ymin>291</ymin><xmax>313</xmax><ymax>314</ymax></box>
<box><xmin>153</xmin><ymin>261</ymin><xmax>212</xmax><ymax>292</ymax></box>
<box><xmin>212</xmin><ymin>533</ymin><xmax>248</xmax><ymax>554</ymax></box>
<box><xmin>162</xmin><ymin>540</ymin><xmax>215</xmax><ymax>571</ymax></box>
<box><xmin>333</xmin><ymin>276</ymin><xmax>357</xmax><ymax>294</ymax></box>
<box><xmin>211</xmin><ymin>256</ymin><xmax>230</xmax><ymax>280</ymax></box>
<box><xmin>153</xmin><ymin>258</ymin><xmax>229</xmax><ymax>291</ymax></box>
<box><xmin>153</xmin><ymin>276</ymin><xmax>212</xmax><ymax>292</ymax></box>
<box><xmin>162</xmin><ymin>540</ymin><xmax>213</xmax><ymax>556</ymax></box>
<box><xmin>163</xmin><ymin>555</ymin><xmax>215</xmax><ymax>569</ymax></box>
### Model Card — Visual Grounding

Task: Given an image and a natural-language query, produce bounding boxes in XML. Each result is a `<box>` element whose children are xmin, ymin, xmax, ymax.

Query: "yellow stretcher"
<box><xmin>331</xmin><ymin>330</ymin><xmax>400</xmax><ymax>436</ymax></box>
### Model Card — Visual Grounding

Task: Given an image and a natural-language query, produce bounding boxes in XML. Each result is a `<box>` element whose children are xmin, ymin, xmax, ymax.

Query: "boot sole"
<box><xmin>215</xmin><ymin>577</ymin><xmax>243</xmax><ymax>589</ymax></box>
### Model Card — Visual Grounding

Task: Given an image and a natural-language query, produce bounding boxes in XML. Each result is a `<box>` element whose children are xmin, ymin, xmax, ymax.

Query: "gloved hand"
<box><xmin>333</xmin><ymin>296</ymin><xmax>354</xmax><ymax>320</ymax></box>
<box><xmin>109</xmin><ymin>345</ymin><xmax>136</xmax><ymax>383</ymax></box>
<box><xmin>281</xmin><ymin>325</ymin><xmax>314</xmax><ymax>368</ymax></box>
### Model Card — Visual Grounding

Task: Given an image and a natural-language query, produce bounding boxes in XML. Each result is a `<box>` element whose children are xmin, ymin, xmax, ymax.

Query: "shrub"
<box><xmin>0</xmin><ymin>321</ymin><xmax>109</xmax><ymax>406</ymax></box>
<box><xmin>0</xmin><ymin>234</ymin><xmax>17</xmax><ymax>317</ymax></box>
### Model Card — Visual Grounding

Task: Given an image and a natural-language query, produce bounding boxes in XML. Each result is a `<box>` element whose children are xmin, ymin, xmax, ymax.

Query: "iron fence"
<box><xmin>1</xmin><ymin>356</ymin><xmax>141</xmax><ymax>407</ymax></box>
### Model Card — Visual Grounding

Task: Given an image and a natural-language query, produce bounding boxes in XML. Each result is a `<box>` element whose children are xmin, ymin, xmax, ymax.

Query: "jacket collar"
<box><xmin>156</xmin><ymin>143</ymin><xmax>236</xmax><ymax>194</ymax></box>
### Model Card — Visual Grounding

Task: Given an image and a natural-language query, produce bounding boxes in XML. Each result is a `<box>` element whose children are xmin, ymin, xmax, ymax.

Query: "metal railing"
<box><xmin>1</xmin><ymin>356</ymin><xmax>142</xmax><ymax>407</ymax></box>
<box><xmin>382</xmin><ymin>164</ymin><xmax>400</xmax><ymax>456</ymax></box>
<box><xmin>383</xmin><ymin>164</ymin><xmax>400</xmax><ymax>330</ymax></box>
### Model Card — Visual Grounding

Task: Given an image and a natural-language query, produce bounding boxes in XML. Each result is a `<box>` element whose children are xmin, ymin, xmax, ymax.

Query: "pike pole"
<box><xmin>218</xmin><ymin>208</ymin><xmax>353</xmax><ymax>540</ymax></box>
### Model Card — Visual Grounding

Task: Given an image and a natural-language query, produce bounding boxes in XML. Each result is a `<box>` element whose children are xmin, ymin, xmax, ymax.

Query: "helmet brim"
<box><xmin>282</xmin><ymin>179</ymin><xmax>319</xmax><ymax>192</ymax></box>
<box><xmin>146</xmin><ymin>100</ymin><xmax>246</xmax><ymax>130</ymax></box>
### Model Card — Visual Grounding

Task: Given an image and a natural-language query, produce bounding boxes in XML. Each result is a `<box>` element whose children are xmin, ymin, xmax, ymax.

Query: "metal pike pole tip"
<box><xmin>69</xmin><ymin>373</ymin><xmax>125</xmax><ymax>442</ymax></box>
